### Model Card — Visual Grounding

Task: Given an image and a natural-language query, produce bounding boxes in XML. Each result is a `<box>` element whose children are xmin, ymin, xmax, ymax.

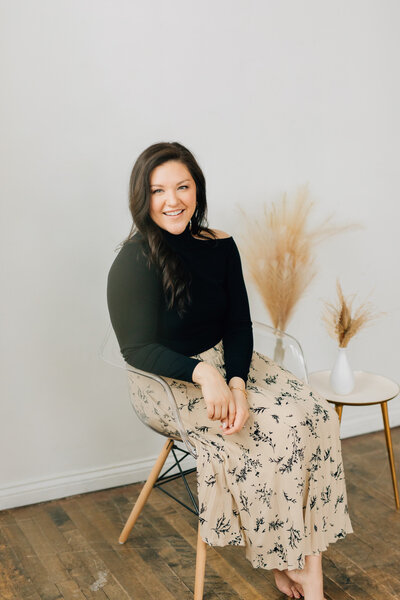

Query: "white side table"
<box><xmin>309</xmin><ymin>370</ymin><xmax>400</xmax><ymax>510</ymax></box>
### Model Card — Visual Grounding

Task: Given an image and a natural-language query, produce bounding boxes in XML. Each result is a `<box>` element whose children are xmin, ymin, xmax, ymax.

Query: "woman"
<box><xmin>107</xmin><ymin>141</ymin><xmax>353</xmax><ymax>600</ymax></box>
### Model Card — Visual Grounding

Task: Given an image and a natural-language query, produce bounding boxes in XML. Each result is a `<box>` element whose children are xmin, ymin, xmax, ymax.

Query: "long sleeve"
<box><xmin>222</xmin><ymin>238</ymin><xmax>253</xmax><ymax>384</ymax></box>
<box><xmin>106</xmin><ymin>241</ymin><xmax>201</xmax><ymax>382</ymax></box>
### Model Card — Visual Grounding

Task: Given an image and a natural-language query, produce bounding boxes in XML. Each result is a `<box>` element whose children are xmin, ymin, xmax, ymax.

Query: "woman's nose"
<box><xmin>165</xmin><ymin>190</ymin><xmax>180</xmax><ymax>205</ymax></box>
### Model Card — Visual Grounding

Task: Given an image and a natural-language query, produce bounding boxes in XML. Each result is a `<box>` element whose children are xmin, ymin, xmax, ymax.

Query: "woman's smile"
<box><xmin>163</xmin><ymin>209</ymin><xmax>185</xmax><ymax>217</ymax></box>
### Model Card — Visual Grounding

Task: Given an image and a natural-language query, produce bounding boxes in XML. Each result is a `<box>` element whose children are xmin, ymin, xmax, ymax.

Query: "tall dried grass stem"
<box><xmin>237</xmin><ymin>184</ymin><xmax>361</xmax><ymax>330</ymax></box>
<box><xmin>322</xmin><ymin>279</ymin><xmax>384</xmax><ymax>347</ymax></box>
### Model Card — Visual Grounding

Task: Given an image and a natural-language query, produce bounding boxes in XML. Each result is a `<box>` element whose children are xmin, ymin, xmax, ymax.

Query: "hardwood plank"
<box><xmin>323</xmin><ymin>575</ymin><xmax>359</xmax><ymax>600</ymax></box>
<box><xmin>1</xmin><ymin>515</ymin><xmax>57</xmax><ymax>600</ymax></box>
<box><xmin>326</xmin><ymin>544</ymin><xmax>399</xmax><ymax>600</ymax></box>
<box><xmin>60</xmin><ymin>496</ymin><xmax>163</xmax><ymax>600</ymax></box>
<box><xmin>366</xmin><ymin>565</ymin><xmax>400</xmax><ymax>598</ymax></box>
<box><xmin>82</xmin><ymin>492</ymin><xmax>198</xmax><ymax>600</ymax></box>
<box><xmin>35</xmin><ymin>503</ymin><xmax>125</xmax><ymax>599</ymax></box>
<box><xmin>15</xmin><ymin>508</ymin><xmax>100</xmax><ymax>599</ymax></box>
<box><xmin>0</xmin><ymin>528</ymin><xmax>24</xmax><ymax>600</ymax></box>
<box><xmin>1</xmin><ymin>518</ymin><xmax>63</xmax><ymax>600</ymax></box>
<box><xmin>321</xmin><ymin>554</ymin><xmax>377</xmax><ymax>600</ymax></box>
<box><xmin>53</xmin><ymin>579</ymin><xmax>87</xmax><ymax>600</ymax></box>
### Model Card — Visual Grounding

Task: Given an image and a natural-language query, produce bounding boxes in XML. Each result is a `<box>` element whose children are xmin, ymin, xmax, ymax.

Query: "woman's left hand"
<box><xmin>219</xmin><ymin>389</ymin><xmax>249</xmax><ymax>435</ymax></box>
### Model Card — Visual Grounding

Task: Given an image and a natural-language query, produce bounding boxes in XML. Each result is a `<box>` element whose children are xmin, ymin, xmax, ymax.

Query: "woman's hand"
<box><xmin>192</xmin><ymin>362</ymin><xmax>249</xmax><ymax>434</ymax></box>
<box><xmin>220</xmin><ymin>389</ymin><xmax>249</xmax><ymax>435</ymax></box>
<box><xmin>192</xmin><ymin>362</ymin><xmax>234</xmax><ymax>422</ymax></box>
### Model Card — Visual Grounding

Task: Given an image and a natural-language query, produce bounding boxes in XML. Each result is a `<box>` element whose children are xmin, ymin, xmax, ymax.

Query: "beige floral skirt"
<box><xmin>127</xmin><ymin>339</ymin><xmax>354</xmax><ymax>571</ymax></box>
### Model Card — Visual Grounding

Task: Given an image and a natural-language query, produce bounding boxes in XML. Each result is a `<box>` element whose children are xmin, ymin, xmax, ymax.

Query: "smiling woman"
<box><xmin>106</xmin><ymin>141</ymin><xmax>353</xmax><ymax>600</ymax></box>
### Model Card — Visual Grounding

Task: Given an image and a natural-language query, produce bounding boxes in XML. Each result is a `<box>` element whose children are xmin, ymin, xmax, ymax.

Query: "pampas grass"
<box><xmin>322</xmin><ymin>280</ymin><xmax>383</xmax><ymax>347</ymax></box>
<box><xmin>238</xmin><ymin>184</ymin><xmax>361</xmax><ymax>331</ymax></box>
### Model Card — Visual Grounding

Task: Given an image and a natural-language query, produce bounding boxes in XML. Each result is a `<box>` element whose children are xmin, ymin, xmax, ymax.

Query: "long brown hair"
<box><xmin>120</xmin><ymin>141</ymin><xmax>216</xmax><ymax>317</ymax></box>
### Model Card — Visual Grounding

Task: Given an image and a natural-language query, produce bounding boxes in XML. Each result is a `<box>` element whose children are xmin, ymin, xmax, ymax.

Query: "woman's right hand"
<box><xmin>192</xmin><ymin>362</ymin><xmax>235</xmax><ymax>423</ymax></box>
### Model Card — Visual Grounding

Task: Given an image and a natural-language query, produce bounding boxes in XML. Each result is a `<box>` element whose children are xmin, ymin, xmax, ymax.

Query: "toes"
<box><xmin>274</xmin><ymin>579</ymin><xmax>293</xmax><ymax>597</ymax></box>
<box><xmin>291</xmin><ymin>583</ymin><xmax>304</xmax><ymax>598</ymax></box>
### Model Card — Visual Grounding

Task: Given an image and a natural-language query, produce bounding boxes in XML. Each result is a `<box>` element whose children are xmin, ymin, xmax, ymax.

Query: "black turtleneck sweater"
<box><xmin>106</xmin><ymin>222</ymin><xmax>253</xmax><ymax>384</ymax></box>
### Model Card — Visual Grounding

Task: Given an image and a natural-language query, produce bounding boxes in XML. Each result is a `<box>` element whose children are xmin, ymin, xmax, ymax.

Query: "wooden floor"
<box><xmin>1</xmin><ymin>426</ymin><xmax>400</xmax><ymax>600</ymax></box>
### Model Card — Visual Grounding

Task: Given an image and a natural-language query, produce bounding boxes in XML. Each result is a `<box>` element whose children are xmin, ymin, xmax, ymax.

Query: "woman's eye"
<box><xmin>151</xmin><ymin>185</ymin><xmax>188</xmax><ymax>194</ymax></box>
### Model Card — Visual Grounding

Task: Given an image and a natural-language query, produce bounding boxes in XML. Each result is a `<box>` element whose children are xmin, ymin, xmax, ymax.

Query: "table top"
<box><xmin>309</xmin><ymin>370</ymin><xmax>400</xmax><ymax>406</ymax></box>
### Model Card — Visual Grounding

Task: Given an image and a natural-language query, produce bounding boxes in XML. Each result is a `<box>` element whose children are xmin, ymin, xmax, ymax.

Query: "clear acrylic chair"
<box><xmin>252</xmin><ymin>321</ymin><xmax>309</xmax><ymax>384</ymax></box>
<box><xmin>99</xmin><ymin>320</ymin><xmax>308</xmax><ymax>599</ymax></box>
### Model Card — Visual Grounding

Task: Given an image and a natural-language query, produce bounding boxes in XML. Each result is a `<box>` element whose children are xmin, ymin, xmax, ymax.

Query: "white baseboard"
<box><xmin>1</xmin><ymin>406</ymin><xmax>399</xmax><ymax>511</ymax></box>
<box><xmin>0</xmin><ymin>449</ymin><xmax>196</xmax><ymax>511</ymax></box>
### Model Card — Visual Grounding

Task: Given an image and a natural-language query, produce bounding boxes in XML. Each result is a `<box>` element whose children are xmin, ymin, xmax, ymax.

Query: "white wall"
<box><xmin>1</xmin><ymin>0</ymin><xmax>399</xmax><ymax>509</ymax></box>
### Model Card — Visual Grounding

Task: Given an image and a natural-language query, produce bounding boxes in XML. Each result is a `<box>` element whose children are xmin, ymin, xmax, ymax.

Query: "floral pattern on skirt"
<box><xmin>126</xmin><ymin>339</ymin><xmax>354</xmax><ymax>571</ymax></box>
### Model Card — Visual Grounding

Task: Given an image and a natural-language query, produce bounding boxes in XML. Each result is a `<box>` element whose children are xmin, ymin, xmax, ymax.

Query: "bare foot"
<box><xmin>286</xmin><ymin>554</ymin><xmax>326</xmax><ymax>600</ymax></box>
<box><xmin>284</xmin><ymin>569</ymin><xmax>305</xmax><ymax>597</ymax></box>
<box><xmin>273</xmin><ymin>568</ymin><xmax>304</xmax><ymax>598</ymax></box>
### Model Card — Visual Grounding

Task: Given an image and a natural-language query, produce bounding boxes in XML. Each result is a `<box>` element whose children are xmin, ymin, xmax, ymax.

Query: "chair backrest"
<box><xmin>99</xmin><ymin>324</ymin><xmax>198</xmax><ymax>459</ymax></box>
<box><xmin>252</xmin><ymin>321</ymin><xmax>309</xmax><ymax>384</ymax></box>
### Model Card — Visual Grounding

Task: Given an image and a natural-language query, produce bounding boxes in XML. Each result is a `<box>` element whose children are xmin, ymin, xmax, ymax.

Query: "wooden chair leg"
<box><xmin>119</xmin><ymin>437</ymin><xmax>174</xmax><ymax>544</ymax></box>
<box><xmin>194</xmin><ymin>520</ymin><xmax>207</xmax><ymax>600</ymax></box>
<box><xmin>381</xmin><ymin>401</ymin><xmax>400</xmax><ymax>510</ymax></box>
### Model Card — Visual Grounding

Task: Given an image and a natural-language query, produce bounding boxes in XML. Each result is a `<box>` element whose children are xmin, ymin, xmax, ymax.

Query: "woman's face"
<box><xmin>149</xmin><ymin>160</ymin><xmax>197</xmax><ymax>234</ymax></box>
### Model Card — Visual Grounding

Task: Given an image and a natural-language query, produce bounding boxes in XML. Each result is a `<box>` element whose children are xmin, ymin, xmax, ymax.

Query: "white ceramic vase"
<box><xmin>330</xmin><ymin>347</ymin><xmax>355</xmax><ymax>395</ymax></box>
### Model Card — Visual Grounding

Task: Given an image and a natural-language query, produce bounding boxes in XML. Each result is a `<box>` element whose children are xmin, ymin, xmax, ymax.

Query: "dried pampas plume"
<box><xmin>238</xmin><ymin>184</ymin><xmax>361</xmax><ymax>331</ymax></box>
<box><xmin>322</xmin><ymin>280</ymin><xmax>384</xmax><ymax>348</ymax></box>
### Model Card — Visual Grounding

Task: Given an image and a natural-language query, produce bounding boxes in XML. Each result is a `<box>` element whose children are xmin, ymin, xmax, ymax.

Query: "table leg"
<box><xmin>381</xmin><ymin>400</ymin><xmax>400</xmax><ymax>510</ymax></box>
<box><xmin>335</xmin><ymin>403</ymin><xmax>343</xmax><ymax>423</ymax></box>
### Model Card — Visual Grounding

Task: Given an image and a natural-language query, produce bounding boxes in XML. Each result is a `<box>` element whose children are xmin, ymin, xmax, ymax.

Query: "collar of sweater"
<box><xmin>159</xmin><ymin>221</ymin><xmax>192</xmax><ymax>245</ymax></box>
